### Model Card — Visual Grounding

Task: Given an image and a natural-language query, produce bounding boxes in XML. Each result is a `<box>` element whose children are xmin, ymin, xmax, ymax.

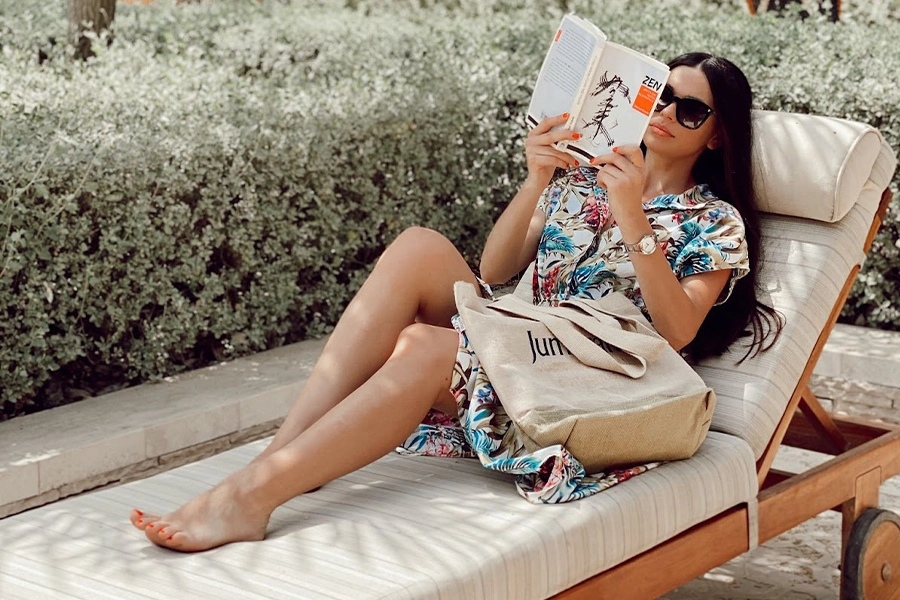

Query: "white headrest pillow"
<box><xmin>751</xmin><ymin>110</ymin><xmax>885</xmax><ymax>222</ymax></box>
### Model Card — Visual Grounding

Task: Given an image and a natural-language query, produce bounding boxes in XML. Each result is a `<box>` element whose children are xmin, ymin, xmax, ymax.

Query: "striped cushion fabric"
<box><xmin>0</xmin><ymin>432</ymin><xmax>756</xmax><ymax>599</ymax></box>
<box><xmin>700</xmin><ymin>136</ymin><xmax>896</xmax><ymax>458</ymax></box>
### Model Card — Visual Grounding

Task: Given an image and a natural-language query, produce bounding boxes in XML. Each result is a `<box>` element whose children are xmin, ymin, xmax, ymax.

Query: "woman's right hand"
<box><xmin>524</xmin><ymin>113</ymin><xmax>581</xmax><ymax>188</ymax></box>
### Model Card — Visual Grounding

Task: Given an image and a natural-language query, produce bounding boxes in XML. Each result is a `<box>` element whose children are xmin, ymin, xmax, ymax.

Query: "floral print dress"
<box><xmin>398</xmin><ymin>167</ymin><xmax>750</xmax><ymax>503</ymax></box>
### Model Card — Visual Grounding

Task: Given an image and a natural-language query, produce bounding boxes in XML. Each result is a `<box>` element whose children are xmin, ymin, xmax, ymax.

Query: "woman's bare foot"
<box><xmin>129</xmin><ymin>472</ymin><xmax>272</xmax><ymax>552</ymax></box>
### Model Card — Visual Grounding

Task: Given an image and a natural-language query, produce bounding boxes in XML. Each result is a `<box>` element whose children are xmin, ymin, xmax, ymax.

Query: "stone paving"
<box><xmin>811</xmin><ymin>374</ymin><xmax>900</xmax><ymax>424</ymax></box>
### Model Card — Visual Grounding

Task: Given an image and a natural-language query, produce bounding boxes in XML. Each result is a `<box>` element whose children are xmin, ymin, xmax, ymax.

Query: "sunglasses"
<box><xmin>655</xmin><ymin>85</ymin><xmax>714</xmax><ymax>130</ymax></box>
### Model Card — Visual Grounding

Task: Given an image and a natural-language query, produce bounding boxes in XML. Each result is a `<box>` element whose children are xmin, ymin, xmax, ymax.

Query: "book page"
<box><xmin>526</xmin><ymin>15</ymin><xmax>605</xmax><ymax>128</ymax></box>
<box><xmin>562</xmin><ymin>42</ymin><xmax>669</xmax><ymax>160</ymax></box>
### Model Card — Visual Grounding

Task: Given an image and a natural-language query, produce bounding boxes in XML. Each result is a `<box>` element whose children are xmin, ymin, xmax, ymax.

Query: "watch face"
<box><xmin>639</xmin><ymin>236</ymin><xmax>657</xmax><ymax>254</ymax></box>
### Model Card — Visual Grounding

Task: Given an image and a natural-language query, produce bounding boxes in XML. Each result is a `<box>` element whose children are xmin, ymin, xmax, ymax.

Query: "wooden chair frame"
<box><xmin>553</xmin><ymin>186</ymin><xmax>899</xmax><ymax>600</ymax></box>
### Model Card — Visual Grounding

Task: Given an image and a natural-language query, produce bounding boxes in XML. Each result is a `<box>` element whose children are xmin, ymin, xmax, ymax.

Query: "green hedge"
<box><xmin>1</xmin><ymin>0</ymin><xmax>898</xmax><ymax>419</ymax></box>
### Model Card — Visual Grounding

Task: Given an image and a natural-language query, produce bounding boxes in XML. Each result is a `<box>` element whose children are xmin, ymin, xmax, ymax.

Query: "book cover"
<box><xmin>526</xmin><ymin>15</ymin><xmax>605</xmax><ymax>129</ymax></box>
<box><xmin>526</xmin><ymin>16</ymin><xmax>669</xmax><ymax>162</ymax></box>
<box><xmin>561</xmin><ymin>42</ymin><xmax>669</xmax><ymax>161</ymax></box>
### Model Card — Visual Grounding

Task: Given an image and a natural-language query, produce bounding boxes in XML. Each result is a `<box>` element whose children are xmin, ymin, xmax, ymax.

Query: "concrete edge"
<box><xmin>0</xmin><ymin>338</ymin><xmax>326</xmax><ymax>518</ymax></box>
<box><xmin>0</xmin><ymin>420</ymin><xmax>282</xmax><ymax>519</ymax></box>
<box><xmin>814</xmin><ymin>324</ymin><xmax>900</xmax><ymax>387</ymax></box>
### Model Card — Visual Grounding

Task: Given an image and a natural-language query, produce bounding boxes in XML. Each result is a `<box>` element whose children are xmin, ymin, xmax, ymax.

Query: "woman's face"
<box><xmin>643</xmin><ymin>66</ymin><xmax>719</xmax><ymax>158</ymax></box>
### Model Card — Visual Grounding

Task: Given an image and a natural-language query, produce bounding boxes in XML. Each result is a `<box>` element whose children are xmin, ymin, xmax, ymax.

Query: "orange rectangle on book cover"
<box><xmin>554</xmin><ymin>29</ymin><xmax>562</xmax><ymax>42</ymax></box>
<box><xmin>633</xmin><ymin>84</ymin><xmax>658</xmax><ymax>116</ymax></box>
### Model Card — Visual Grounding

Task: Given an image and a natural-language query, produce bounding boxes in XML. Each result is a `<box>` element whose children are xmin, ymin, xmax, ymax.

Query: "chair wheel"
<box><xmin>842</xmin><ymin>508</ymin><xmax>900</xmax><ymax>600</ymax></box>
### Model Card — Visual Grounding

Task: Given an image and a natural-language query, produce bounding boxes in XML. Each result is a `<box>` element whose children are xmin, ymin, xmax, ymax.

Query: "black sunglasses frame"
<box><xmin>655</xmin><ymin>85</ymin><xmax>714</xmax><ymax>130</ymax></box>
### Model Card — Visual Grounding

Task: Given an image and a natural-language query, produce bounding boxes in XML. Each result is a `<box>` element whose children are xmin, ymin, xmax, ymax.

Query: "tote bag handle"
<box><xmin>457</xmin><ymin>285</ymin><xmax>668</xmax><ymax>379</ymax></box>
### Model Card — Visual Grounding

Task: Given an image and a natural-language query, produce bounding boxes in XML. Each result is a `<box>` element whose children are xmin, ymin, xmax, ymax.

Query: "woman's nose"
<box><xmin>659</xmin><ymin>102</ymin><xmax>678</xmax><ymax>120</ymax></box>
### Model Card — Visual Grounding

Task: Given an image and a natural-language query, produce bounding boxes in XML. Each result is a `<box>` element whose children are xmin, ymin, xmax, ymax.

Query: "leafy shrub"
<box><xmin>1</xmin><ymin>0</ymin><xmax>898</xmax><ymax>418</ymax></box>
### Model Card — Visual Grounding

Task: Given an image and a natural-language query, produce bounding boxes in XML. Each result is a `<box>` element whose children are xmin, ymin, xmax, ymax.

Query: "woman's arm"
<box><xmin>479</xmin><ymin>182</ymin><xmax>546</xmax><ymax>285</ymax></box>
<box><xmin>480</xmin><ymin>114</ymin><xmax>580</xmax><ymax>285</ymax></box>
<box><xmin>616</xmin><ymin>209</ymin><xmax>730</xmax><ymax>350</ymax></box>
<box><xmin>594</xmin><ymin>146</ymin><xmax>730</xmax><ymax>351</ymax></box>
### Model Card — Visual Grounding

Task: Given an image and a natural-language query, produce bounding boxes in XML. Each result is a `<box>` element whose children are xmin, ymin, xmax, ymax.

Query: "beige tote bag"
<box><xmin>454</xmin><ymin>281</ymin><xmax>716</xmax><ymax>472</ymax></box>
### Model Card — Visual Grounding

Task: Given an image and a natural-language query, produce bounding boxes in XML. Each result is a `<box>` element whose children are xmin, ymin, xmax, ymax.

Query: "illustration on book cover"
<box><xmin>581</xmin><ymin>71</ymin><xmax>632</xmax><ymax>149</ymax></box>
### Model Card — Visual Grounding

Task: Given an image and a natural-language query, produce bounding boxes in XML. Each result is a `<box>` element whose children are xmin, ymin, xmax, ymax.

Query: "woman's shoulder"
<box><xmin>644</xmin><ymin>184</ymin><xmax>744</xmax><ymax>224</ymax></box>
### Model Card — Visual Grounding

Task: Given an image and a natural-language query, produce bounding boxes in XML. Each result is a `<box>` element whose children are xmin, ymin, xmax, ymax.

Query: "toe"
<box><xmin>152</xmin><ymin>521</ymin><xmax>172</xmax><ymax>539</ymax></box>
<box><xmin>131</xmin><ymin>509</ymin><xmax>160</xmax><ymax>531</ymax></box>
<box><xmin>143</xmin><ymin>520</ymin><xmax>164</xmax><ymax>542</ymax></box>
<box><xmin>145</xmin><ymin>520</ymin><xmax>176</xmax><ymax>547</ymax></box>
<box><xmin>164</xmin><ymin>531</ymin><xmax>187</xmax><ymax>550</ymax></box>
<box><xmin>155</xmin><ymin>524</ymin><xmax>173</xmax><ymax>542</ymax></box>
<box><xmin>153</xmin><ymin>524</ymin><xmax>188</xmax><ymax>551</ymax></box>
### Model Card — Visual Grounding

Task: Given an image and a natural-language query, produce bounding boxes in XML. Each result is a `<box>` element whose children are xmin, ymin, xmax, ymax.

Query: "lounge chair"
<box><xmin>0</xmin><ymin>110</ymin><xmax>896</xmax><ymax>600</ymax></box>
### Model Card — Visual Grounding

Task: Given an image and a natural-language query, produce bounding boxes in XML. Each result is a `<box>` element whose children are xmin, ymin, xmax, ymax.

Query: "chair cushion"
<box><xmin>0</xmin><ymin>432</ymin><xmax>756</xmax><ymax>599</ymax></box>
<box><xmin>701</xmin><ymin>182</ymin><xmax>884</xmax><ymax>456</ymax></box>
<box><xmin>751</xmin><ymin>110</ymin><xmax>890</xmax><ymax>222</ymax></box>
<box><xmin>702</xmin><ymin>114</ymin><xmax>895</xmax><ymax>457</ymax></box>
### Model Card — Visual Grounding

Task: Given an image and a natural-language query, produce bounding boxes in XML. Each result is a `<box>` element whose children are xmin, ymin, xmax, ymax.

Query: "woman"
<box><xmin>130</xmin><ymin>52</ymin><xmax>781</xmax><ymax>551</ymax></box>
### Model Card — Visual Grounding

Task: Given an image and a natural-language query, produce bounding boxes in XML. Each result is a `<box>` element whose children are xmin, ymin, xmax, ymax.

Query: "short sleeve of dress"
<box><xmin>671</xmin><ymin>202</ymin><xmax>750</xmax><ymax>306</ymax></box>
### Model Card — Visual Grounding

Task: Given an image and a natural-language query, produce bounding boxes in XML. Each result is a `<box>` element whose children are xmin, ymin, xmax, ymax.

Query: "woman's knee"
<box><xmin>374</xmin><ymin>227</ymin><xmax>465</xmax><ymax>280</ymax></box>
<box><xmin>373</xmin><ymin>228</ymin><xmax>475</xmax><ymax>324</ymax></box>
<box><xmin>384</xmin><ymin>227</ymin><xmax>457</xmax><ymax>263</ymax></box>
<box><xmin>393</xmin><ymin>324</ymin><xmax>457</xmax><ymax>363</ymax></box>
<box><xmin>394</xmin><ymin>322</ymin><xmax>439</xmax><ymax>352</ymax></box>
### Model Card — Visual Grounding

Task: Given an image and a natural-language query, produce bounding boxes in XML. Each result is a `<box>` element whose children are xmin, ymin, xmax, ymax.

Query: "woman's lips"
<box><xmin>649</xmin><ymin>123</ymin><xmax>674</xmax><ymax>137</ymax></box>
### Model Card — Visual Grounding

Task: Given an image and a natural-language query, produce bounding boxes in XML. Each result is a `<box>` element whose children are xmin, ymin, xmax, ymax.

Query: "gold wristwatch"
<box><xmin>623</xmin><ymin>232</ymin><xmax>659</xmax><ymax>255</ymax></box>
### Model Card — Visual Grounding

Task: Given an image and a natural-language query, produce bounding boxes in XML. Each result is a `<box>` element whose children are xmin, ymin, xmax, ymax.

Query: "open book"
<box><xmin>526</xmin><ymin>15</ymin><xmax>670</xmax><ymax>163</ymax></box>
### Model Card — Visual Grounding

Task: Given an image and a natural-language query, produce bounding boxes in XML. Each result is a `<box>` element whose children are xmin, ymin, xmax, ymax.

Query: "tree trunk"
<box><xmin>68</xmin><ymin>0</ymin><xmax>117</xmax><ymax>60</ymax></box>
<box><xmin>747</xmin><ymin>0</ymin><xmax>841</xmax><ymax>20</ymax></box>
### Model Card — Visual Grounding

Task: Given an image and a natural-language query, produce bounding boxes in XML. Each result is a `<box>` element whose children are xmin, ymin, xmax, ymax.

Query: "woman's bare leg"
<box><xmin>254</xmin><ymin>227</ymin><xmax>479</xmax><ymax>461</ymax></box>
<box><xmin>132</xmin><ymin>323</ymin><xmax>460</xmax><ymax>552</ymax></box>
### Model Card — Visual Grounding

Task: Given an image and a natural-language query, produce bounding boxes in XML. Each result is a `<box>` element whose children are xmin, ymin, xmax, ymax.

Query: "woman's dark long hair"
<box><xmin>667</xmin><ymin>53</ymin><xmax>784</xmax><ymax>362</ymax></box>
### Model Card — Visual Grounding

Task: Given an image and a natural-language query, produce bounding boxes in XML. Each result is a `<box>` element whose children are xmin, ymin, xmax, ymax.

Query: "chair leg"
<box><xmin>799</xmin><ymin>385</ymin><xmax>849</xmax><ymax>454</ymax></box>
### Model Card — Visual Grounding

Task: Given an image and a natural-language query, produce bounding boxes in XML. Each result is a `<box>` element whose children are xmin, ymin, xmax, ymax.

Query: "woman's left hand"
<box><xmin>591</xmin><ymin>145</ymin><xmax>645</xmax><ymax>219</ymax></box>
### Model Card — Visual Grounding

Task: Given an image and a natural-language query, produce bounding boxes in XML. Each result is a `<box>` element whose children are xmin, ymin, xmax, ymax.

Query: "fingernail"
<box><xmin>612</xmin><ymin>146</ymin><xmax>618</xmax><ymax>152</ymax></box>
<box><xmin>572</xmin><ymin>133</ymin><xmax>582</xmax><ymax>140</ymax></box>
<box><xmin>562</xmin><ymin>112</ymin><xmax>569</xmax><ymax>119</ymax></box>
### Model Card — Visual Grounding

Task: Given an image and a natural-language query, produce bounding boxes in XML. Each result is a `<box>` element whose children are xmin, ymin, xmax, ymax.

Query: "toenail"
<box><xmin>167</xmin><ymin>536</ymin><xmax>174</xmax><ymax>541</ymax></box>
<box><xmin>134</xmin><ymin>510</ymin><xmax>143</xmax><ymax>516</ymax></box>
<box><xmin>136</xmin><ymin>519</ymin><xmax>143</xmax><ymax>525</ymax></box>
<box><xmin>146</xmin><ymin>524</ymin><xmax>154</xmax><ymax>529</ymax></box>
